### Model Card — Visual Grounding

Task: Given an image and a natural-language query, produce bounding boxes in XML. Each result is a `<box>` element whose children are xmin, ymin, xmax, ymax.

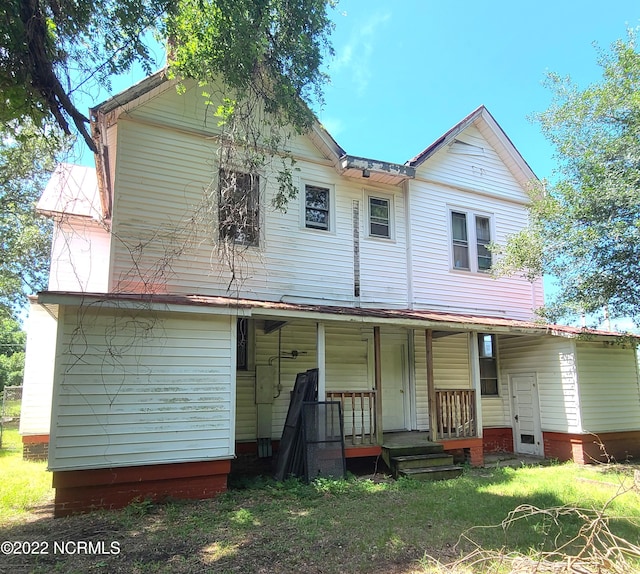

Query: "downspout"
<box><xmin>404</xmin><ymin>178</ymin><xmax>413</xmax><ymax>309</ymax></box>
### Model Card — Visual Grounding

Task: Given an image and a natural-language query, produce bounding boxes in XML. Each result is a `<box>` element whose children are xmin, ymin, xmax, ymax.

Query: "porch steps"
<box><xmin>382</xmin><ymin>439</ymin><xmax>463</xmax><ymax>482</ymax></box>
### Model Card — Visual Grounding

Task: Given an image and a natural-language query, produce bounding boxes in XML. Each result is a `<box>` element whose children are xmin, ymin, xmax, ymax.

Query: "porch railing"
<box><xmin>435</xmin><ymin>389</ymin><xmax>476</xmax><ymax>439</ymax></box>
<box><xmin>326</xmin><ymin>390</ymin><xmax>376</xmax><ymax>446</ymax></box>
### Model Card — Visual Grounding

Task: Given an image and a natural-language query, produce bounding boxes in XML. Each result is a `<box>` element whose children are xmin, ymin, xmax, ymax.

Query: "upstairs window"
<box><xmin>476</xmin><ymin>216</ymin><xmax>492</xmax><ymax>271</ymax></box>
<box><xmin>478</xmin><ymin>333</ymin><xmax>498</xmax><ymax>396</ymax></box>
<box><xmin>451</xmin><ymin>211</ymin><xmax>469</xmax><ymax>269</ymax></box>
<box><xmin>368</xmin><ymin>196</ymin><xmax>391</xmax><ymax>238</ymax></box>
<box><xmin>450</xmin><ymin>210</ymin><xmax>493</xmax><ymax>272</ymax></box>
<box><xmin>305</xmin><ymin>184</ymin><xmax>331</xmax><ymax>230</ymax></box>
<box><xmin>219</xmin><ymin>170</ymin><xmax>259</xmax><ymax>246</ymax></box>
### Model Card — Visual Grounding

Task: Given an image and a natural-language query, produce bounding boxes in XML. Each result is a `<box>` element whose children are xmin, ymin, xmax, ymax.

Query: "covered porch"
<box><xmin>242</xmin><ymin>311</ymin><xmax>487</xmax><ymax>467</ymax></box>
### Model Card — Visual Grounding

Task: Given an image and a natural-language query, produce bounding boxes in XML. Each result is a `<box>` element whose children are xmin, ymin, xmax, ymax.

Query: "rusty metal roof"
<box><xmin>36</xmin><ymin>291</ymin><xmax>636</xmax><ymax>340</ymax></box>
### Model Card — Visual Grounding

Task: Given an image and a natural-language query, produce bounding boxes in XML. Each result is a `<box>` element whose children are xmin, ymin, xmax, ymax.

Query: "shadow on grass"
<box><xmin>1</xmin><ymin>461</ymin><xmax>638</xmax><ymax>574</ymax></box>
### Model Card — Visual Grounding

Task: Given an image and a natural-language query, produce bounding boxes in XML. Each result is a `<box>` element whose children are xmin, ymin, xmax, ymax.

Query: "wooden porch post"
<box><xmin>374</xmin><ymin>326</ymin><xmax>383</xmax><ymax>445</ymax></box>
<box><xmin>469</xmin><ymin>331</ymin><xmax>483</xmax><ymax>438</ymax></box>
<box><xmin>426</xmin><ymin>329</ymin><xmax>437</xmax><ymax>440</ymax></box>
<box><xmin>316</xmin><ymin>322</ymin><xmax>326</xmax><ymax>401</ymax></box>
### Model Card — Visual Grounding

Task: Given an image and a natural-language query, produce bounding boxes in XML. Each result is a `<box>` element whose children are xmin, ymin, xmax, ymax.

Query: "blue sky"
<box><xmin>318</xmin><ymin>0</ymin><xmax>639</xmax><ymax>182</ymax></box>
<box><xmin>73</xmin><ymin>0</ymin><xmax>640</xmax><ymax>182</ymax></box>
<box><xmin>69</xmin><ymin>1</ymin><xmax>639</xmax><ymax>329</ymax></box>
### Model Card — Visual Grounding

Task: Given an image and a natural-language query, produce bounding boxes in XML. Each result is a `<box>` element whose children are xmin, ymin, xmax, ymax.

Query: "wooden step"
<box><xmin>398</xmin><ymin>465</ymin><xmax>463</xmax><ymax>481</ymax></box>
<box><xmin>392</xmin><ymin>453</ymin><xmax>454</xmax><ymax>470</ymax></box>
<box><xmin>382</xmin><ymin>442</ymin><xmax>444</xmax><ymax>458</ymax></box>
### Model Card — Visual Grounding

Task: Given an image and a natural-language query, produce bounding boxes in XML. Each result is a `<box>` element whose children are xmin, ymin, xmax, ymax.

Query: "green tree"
<box><xmin>495</xmin><ymin>30</ymin><xmax>640</xmax><ymax>327</ymax></box>
<box><xmin>2</xmin><ymin>1</ymin><xmax>333</xmax><ymax>151</ymax></box>
<box><xmin>1</xmin><ymin>0</ymin><xmax>169</xmax><ymax>151</ymax></box>
<box><xmin>0</xmin><ymin>120</ymin><xmax>68</xmax><ymax>318</ymax></box>
<box><xmin>0</xmin><ymin>317</ymin><xmax>26</xmax><ymax>391</ymax></box>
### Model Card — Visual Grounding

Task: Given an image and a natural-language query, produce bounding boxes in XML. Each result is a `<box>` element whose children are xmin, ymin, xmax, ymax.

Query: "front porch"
<box><xmin>327</xmin><ymin>388</ymin><xmax>483</xmax><ymax>466</ymax></box>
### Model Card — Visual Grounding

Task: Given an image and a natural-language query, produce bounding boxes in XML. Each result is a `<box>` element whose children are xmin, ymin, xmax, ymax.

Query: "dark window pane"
<box><xmin>219</xmin><ymin>170</ymin><xmax>259</xmax><ymax>245</ymax></box>
<box><xmin>521</xmin><ymin>434</ymin><xmax>535</xmax><ymax>444</ymax></box>
<box><xmin>453</xmin><ymin>244</ymin><xmax>469</xmax><ymax>269</ymax></box>
<box><xmin>369</xmin><ymin>197</ymin><xmax>390</xmax><ymax>238</ymax></box>
<box><xmin>476</xmin><ymin>216</ymin><xmax>491</xmax><ymax>270</ymax></box>
<box><xmin>479</xmin><ymin>358</ymin><xmax>497</xmax><ymax>379</ymax></box>
<box><xmin>452</xmin><ymin>212</ymin><xmax>468</xmax><ymax>241</ymax></box>
<box><xmin>481</xmin><ymin>378</ymin><xmax>499</xmax><ymax>396</ymax></box>
<box><xmin>305</xmin><ymin>185</ymin><xmax>330</xmax><ymax>230</ymax></box>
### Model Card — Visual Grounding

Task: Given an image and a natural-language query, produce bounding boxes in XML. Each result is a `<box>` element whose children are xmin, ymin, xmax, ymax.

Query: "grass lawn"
<box><xmin>0</xmin><ymin>428</ymin><xmax>52</xmax><ymax>524</ymax></box>
<box><xmin>0</xmin><ymin>446</ymin><xmax>638</xmax><ymax>573</ymax></box>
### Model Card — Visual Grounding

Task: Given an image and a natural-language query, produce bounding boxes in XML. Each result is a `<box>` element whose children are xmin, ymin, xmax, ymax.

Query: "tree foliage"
<box><xmin>495</xmin><ymin>30</ymin><xmax>640</xmax><ymax>327</ymax></box>
<box><xmin>166</xmin><ymin>0</ymin><xmax>334</xmax><ymax>131</ymax></box>
<box><xmin>2</xmin><ymin>0</ymin><xmax>334</xmax><ymax>151</ymax></box>
<box><xmin>0</xmin><ymin>120</ymin><xmax>68</xmax><ymax>318</ymax></box>
<box><xmin>0</xmin><ymin>317</ymin><xmax>26</xmax><ymax>391</ymax></box>
<box><xmin>1</xmin><ymin>0</ymin><xmax>169</xmax><ymax>151</ymax></box>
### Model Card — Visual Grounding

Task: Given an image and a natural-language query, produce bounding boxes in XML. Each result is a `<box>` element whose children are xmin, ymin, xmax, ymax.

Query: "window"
<box><xmin>219</xmin><ymin>170</ymin><xmax>259</xmax><ymax>245</ymax></box>
<box><xmin>451</xmin><ymin>211</ymin><xmax>469</xmax><ymax>269</ymax></box>
<box><xmin>476</xmin><ymin>216</ymin><xmax>491</xmax><ymax>271</ymax></box>
<box><xmin>368</xmin><ymin>196</ymin><xmax>391</xmax><ymax>238</ymax></box>
<box><xmin>478</xmin><ymin>333</ymin><xmax>498</xmax><ymax>396</ymax></box>
<box><xmin>450</xmin><ymin>210</ymin><xmax>493</xmax><ymax>272</ymax></box>
<box><xmin>305</xmin><ymin>184</ymin><xmax>330</xmax><ymax>230</ymax></box>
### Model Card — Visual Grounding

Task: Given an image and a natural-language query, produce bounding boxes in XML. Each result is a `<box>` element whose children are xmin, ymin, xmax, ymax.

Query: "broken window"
<box><xmin>219</xmin><ymin>169</ymin><xmax>259</xmax><ymax>246</ymax></box>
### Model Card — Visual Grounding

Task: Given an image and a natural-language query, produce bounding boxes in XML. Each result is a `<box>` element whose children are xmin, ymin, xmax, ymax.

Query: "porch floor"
<box><xmin>382</xmin><ymin>431</ymin><xmax>438</xmax><ymax>450</ymax></box>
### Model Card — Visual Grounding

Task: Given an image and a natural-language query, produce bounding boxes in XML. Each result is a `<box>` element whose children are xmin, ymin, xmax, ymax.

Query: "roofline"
<box><xmin>36</xmin><ymin>291</ymin><xmax>637</xmax><ymax>342</ymax></box>
<box><xmin>406</xmin><ymin>105</ymin><xmax>538</xmax><ymax>181</ymax></box>
<box><xmin>91</xmin><ymin>69</ymin><xmax>170</xmax><ymax>115</ymax></box>
<box><xmin>339</xmin><ymin>154</ymin><xmax>415</xmax><ymax>181</ymax></box>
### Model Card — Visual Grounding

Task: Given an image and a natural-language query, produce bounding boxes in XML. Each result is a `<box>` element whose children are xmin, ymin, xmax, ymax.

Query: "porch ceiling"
<box><xmin>37</xmin><ymin>291</ymin><xmax>635</xmax><ymax>341</ymax></box>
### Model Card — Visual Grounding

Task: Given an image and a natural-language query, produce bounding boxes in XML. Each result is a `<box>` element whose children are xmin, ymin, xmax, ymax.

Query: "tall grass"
<box><xmin>0</xmin><ymin>428</ymin><xmax>52</xmax><ymax>525</ymax></box>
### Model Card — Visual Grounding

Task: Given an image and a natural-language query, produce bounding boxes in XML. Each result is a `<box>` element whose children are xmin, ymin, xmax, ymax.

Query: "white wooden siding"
<box><xmin>48</xmin><ymin>219</ymin><xmax>111</xmax><ymax>292</ymax></box>
<box><xmin>433</xmin><ymin>333</ymin><xmax>470</xmax><ymax>389</ymax></box>
<box><xmin>235</xmin><ymin>371</ymin><xmax>257</xmax><ymax>441</ymax></box>
<box><xmin>499</xmin><ymin>335</ymin><xmax>580</xmax><ymax>433</ymax></box>
<box><xmin>413</xmin><ymin>330</ymin><xmax>429</xmax><ymax>431</ymax></box>
<box><xmin>110</xmin><ymin>83</ymin><xmax>409</xmax><ymax>308</ymax></box>
<box><xmin>253</xmin><ymin>320</ymin><xmax>318</xmax><ymax>438</ymax></box>
<box><xmin>19</xmin><ymin>302</ymin><xmax>58</xmax><ymax>436</ymax></box>
<box><xmin>409</xmin><ymin>127</ymin><xmax>543</xmax><ymax>321</ymax></box>
<box><xmin>576</xmin><ymin>342</ymin><xmax>640</xmax><ymax>432</ymax></box>
<box><xmin>48</xmin><ymin>307</ymin><xmax>234</xmax><ymax>470</ymax></box>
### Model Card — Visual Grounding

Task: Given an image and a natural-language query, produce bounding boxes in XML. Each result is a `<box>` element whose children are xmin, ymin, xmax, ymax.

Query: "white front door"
<box><xmin>381</xmin><ymin>342</ymin><xmax>408</xmax><ymax>431</ymax></box>
<box><xmin>509</xmin><ymin>373</ymin><xmax>543</xmax><ymax>456</ymax></box>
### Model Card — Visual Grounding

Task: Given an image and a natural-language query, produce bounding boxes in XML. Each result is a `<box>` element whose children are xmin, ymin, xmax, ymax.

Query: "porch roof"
<box><xmin>36</xmin><ymin>291</ymin><xmax>636</xmax><ymax>341</ymax></box>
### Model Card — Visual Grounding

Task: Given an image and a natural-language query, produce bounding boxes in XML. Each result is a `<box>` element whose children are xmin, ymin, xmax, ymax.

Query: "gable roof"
<box><xmin>88</xmin><ymin>74</ymin><xmax>536</xmax><ymax>195</ymax></box>
<box><xmin>37</xmin><ymin>163</ymin><xmax>101</xmax><ymax>220</ymax></box>
<box><xmin>406</xmin><ymin>105</ymin><xmax>538</xmax><ymax>186</ymax></box>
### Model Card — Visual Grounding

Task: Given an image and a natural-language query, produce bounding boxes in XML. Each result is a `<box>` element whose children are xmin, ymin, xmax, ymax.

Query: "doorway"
<box><xmin>509</xmin><ymin>373</ymin><xmax>543</xmax><ymax>456</ymax></box>
<box><xmin>381</xmin><ymin>339</ymin><xmax>409</xmax><ymax>431</ymax></box>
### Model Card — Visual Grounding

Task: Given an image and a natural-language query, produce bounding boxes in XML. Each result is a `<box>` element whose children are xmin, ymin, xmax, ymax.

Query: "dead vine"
<box><xmin>420</xmin><ymin>471</ymin><xmax>640</xmax><ymax>573</ymax></box>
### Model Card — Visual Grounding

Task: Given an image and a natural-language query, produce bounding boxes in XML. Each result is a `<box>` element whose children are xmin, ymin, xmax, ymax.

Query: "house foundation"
<box><xmin>21</xmin><ymin>434</ymin><xmax>49</xmax><ymax>461</ymax></box>
<box><xmin>52</xmin><ymin>460</ymin><xmax>231</xmax><ymax>517</ymax></box>
<box><xmin>482</xmin><ymin>427</ymin><xmax>514</xmax><ymax>454</ymax></box>
<box><xmin>543</xmin><ymin>431</ymin><xmax>640</xmax><ymax>464</ymax></box>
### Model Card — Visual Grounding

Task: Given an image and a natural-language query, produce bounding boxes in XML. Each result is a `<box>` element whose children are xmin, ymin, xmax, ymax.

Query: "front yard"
<box><xmin>0</xmin><ymin>433</ymin><xmax>639</xmax><ymax>573</ymax></box>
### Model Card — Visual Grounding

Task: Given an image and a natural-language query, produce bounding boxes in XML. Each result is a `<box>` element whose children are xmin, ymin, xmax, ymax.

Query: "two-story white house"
<box><xmin>20</xmin><ymin>71</ymin><xmax>640</xmax><ymax>516</ymax></box>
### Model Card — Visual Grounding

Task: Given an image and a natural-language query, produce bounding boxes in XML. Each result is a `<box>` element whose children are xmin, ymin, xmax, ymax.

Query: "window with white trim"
<box><xmin>368</xmin><ymin>196</ymin><xmax>391</xmax><ymax>239</ymax></box>
<box><xmin>219</xmin><ymin>169</ymin><xmax>259</xmax><ymax>246</ymax></box>
<box><xmin>478</xmin><ymin>333</ymin><xmax>499</xmax><ymax>396</ymax></box>
<box><xmin>450</xmin><ymin>210</ymin><xmax>493</xmax><ymax>272</ymax></box>
<box><xmin>304</xmin><ymin>184</ymin><xmax>331</xmax><ymax>230</ymax></box>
